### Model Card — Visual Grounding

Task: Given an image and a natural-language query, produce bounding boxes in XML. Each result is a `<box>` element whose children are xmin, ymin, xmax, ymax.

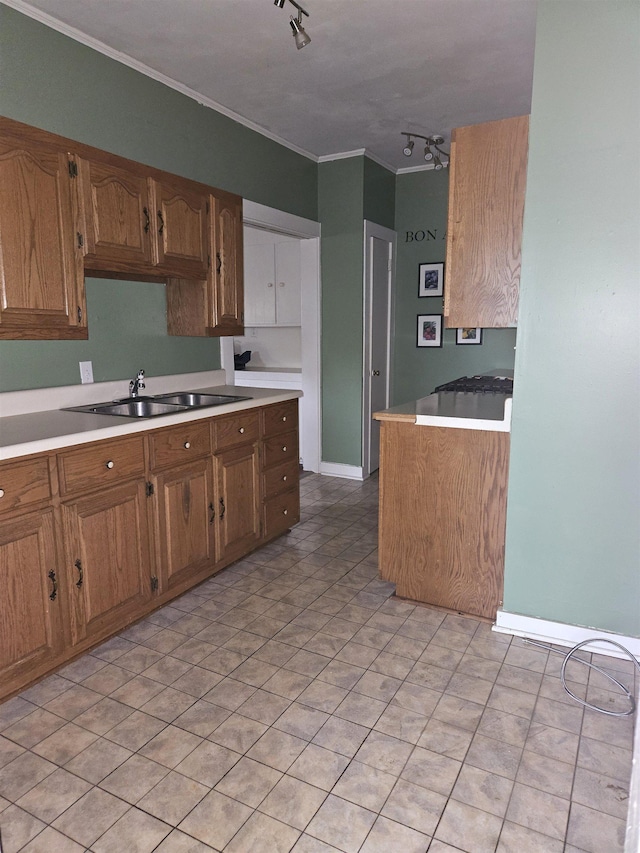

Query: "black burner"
<box><xmin>434</xmin><ymin>375</ymin><xmax>513</xmax><ymax>394</ymax></box>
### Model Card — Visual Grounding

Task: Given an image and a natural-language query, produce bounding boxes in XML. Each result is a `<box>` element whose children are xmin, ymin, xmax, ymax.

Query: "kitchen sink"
<box><xmin>63</xmin><ymin>392</ymin><xmax>251</xmax><ymax>419</ymax></box>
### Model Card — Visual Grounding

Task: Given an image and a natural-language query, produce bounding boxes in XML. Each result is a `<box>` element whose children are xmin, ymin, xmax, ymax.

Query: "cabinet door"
<box><xmin>153</xmin><ymin>458</ymin><xmax>215</xmax><ymax>592</ymax></box>
<box><xmin>244</xmin><ymin>243</ymin><xmax>276</xmax><ymax>325</ymax></box>
<box><xmin>275</xmin><ymin>241</ymin><xmax>301</xmax><ymax>325</ymax></box>
<box><xmin>0</xmin><ymin>510</ymin><xmax>63</xmax><ymax>692</ymax></box>
<box><xmin>0</xmin><ymin>129</ymin><xmax>86</xmax><ymax>339</ymax></box>
<box><xmin>444</xmin><ymin>115</ymin><xmax>529</xmax><ymax>328</ymax></box>
<box><xmin>213</xmin><ymin>442</ymin><xmax>260</xmax><ymax>564</ymax></box>
<box><xmin>151</xmin><ymin>178</ymin><xmax>208</xmax><ymax>278</ymax></box>
<box><xmin>77</xmin><ymin>156</ymin><xmax>153</xmax><ymax>272</ymax></box>
<box><xmin>209</xmin><ymin>192</ymin><xmax>244</xmax><ymax>334</ymax></box>
<box><xmin>62</xmin><ymin>480</ymin><xmax>153</xmax><ymax>646</ymax></box>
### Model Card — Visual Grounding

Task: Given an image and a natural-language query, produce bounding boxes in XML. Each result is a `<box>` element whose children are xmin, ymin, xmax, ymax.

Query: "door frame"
<box><xmin>220</xmin><ymin>200</ymin><xmax>321</xmax><ymax>473</ymax></box>
<box><xmin>362</xmin><ymin>220</ymin><xmax>396</xmax><ymax>478</ymax></box>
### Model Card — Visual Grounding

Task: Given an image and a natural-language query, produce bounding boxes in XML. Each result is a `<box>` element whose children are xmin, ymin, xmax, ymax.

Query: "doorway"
<box><xmin>362</xmin><ymin>221</ymin><xmax>396</xmax><ymax>477</ymax></box>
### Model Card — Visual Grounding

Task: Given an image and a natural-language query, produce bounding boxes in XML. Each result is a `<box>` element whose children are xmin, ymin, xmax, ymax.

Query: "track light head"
<box><xmin>290</xmin><ymin>14</ymin><xmax>311</xmax><ymax>48</ymax></box>
<box><xmin>401</xmin><ymin>131</ymin><xmax>449</xmax><ymax>168</ymax></box>
<box><xmin>403</xmin><ymin>139</ymin><xmax>414</xmax><ymax>156</ymax></box>
<box><xmin>424</xmin><ymin>144</ymin><xmax>433</xmax><ymax>162</ymax></box>
<box><xmin>433</xmin><ymin>154</ymin><xmax>444</xmax><ymax>170</ymax></box>
<box><xmin>274</xmin><ymin>0</ymin><xmax>286</xmax><ymax>7</ymax></box>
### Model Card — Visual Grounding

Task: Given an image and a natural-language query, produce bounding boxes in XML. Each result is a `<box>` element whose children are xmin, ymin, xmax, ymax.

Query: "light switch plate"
<box><xmin>79</xmin><ymin>361</ymin><xmax>94</xmax><ymax>384</ymax></box>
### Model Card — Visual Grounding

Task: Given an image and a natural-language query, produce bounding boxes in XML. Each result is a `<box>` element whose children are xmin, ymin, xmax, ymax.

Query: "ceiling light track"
<box><xmin>274</xmin><ymin>0</ymin><xmax>311</xmax><ymax>49</ymax></box>
<box><xmin>401</xmin><ymin>132</ymin><xmax>449</xmax><ymax>169</ymax></box>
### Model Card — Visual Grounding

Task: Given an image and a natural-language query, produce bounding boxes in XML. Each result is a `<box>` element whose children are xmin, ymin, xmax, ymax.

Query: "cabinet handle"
<box><xmin>279</xmin><ymin>282</ymin><xmax>285</xmax><ymax>287</ymax></box>
<box><xmin>238</xmin><ymin>427</ymin><xmax>245</xmax><ymax>434</ymax></box>
<box><xmin>0</xmin><ymin>489</ymin><xmax>4</xmax><ymax>499</ymax></box>
<box><xmin>106</xmin><ymin>460</ymin><xmax>114</xmax><ymax>469</ymax></box>
<box><xmin>75</xmin><ymin>558</ymin><xmax>83</xmax><ymax>588</ymax></box>
<box><xmin>219</xmin><ymin>497</ymin><xmax>226</xmax><ymax>520</ymax></box>
<box><xmin>143</xmin><ymin>207</ymin><xmax>150</xmax><ymax>233</ymax></box>
<box><xmin>267</xmin><ymin>282</ymin><xmax>274</xmax><ymax>288</ymax></box>
<box><xmin>282</xmin><ymin>475</ymin><xmax>288</xmax><ymax>482</ymax></box>
<box><xmin>282</xmin><ymin>416</ymin><xmax>287</xmax><ymax>422</ymax></box>
<box><xmin>184</xmin><ymin>441</ymin><xmax>191</xmax><ymax>449</ymax></box>
<box><xmin>157</xmin><ymin>210</ymin><xmax>165</xmax><ymax>234</ymax></box>
<box><xmin>283</xmin><ymin>509</ymin><xmax>288</xmax><ymax>516</ymax></box>
<box><xmin>282</xmin><ymin>446</ymin><xmax>287</xmax><ymax>452</ymax></box>
<box><xmin>77</xmin><ymin>306</ymin><xmax>83</xmax><ymax>324</ymax></box>
<box><xmin>209</xmin><ymin>502</ymin><xmax>215</xmax><ymax>524</ymax></box>
<box><xmin>372</xmin><ymin>370</ymin><xmax>380</xmax><ymax>376</ymax></box>
<box><xmin>216</xmin><ymin>252</ymin><xmax>222</xmax><ymax>274</ymax></box>
<box><xmin>48</xmin><ymin>570</ymin><xmax>58</xmax><ymax>601</ymax></box>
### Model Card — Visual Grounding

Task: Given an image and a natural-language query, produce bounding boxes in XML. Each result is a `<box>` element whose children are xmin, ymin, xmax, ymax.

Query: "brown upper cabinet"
<box><xmin>444</xmin><ymin>115</ymin><xmax>529</xmax><ymax>329</ymax></box>
<box><xmin>0</xmin><ymin>116</ymin><xmax>243</xmax><ymax>339</ymax></box>
<box><xmin>0</xmin><ymin>123</ymin><xmax>87</xmax><ymax>339</ymax></box>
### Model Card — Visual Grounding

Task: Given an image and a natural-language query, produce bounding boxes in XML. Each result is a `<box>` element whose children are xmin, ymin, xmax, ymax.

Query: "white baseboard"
<box><xmin>494</xmin><ymin>609</ymin><xmax>640</xmax><ymax>660</ymax></box>
<box><xmin>319</xmin><ymin>462</ymin><xmax>365</xmax><ymax>481</ymax></box>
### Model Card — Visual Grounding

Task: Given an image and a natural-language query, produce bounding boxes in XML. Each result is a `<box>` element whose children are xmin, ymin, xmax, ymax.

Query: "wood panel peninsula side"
<box><xmin>374</xmin><ymin>397</ymin><xmax>510</xmax><ymax>620</ymax></box>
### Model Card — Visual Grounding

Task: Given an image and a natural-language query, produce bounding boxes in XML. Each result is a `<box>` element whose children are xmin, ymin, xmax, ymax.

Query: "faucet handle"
<box><xmin>137</xmin><ymin>369</ymin><xmax>145</xmax><ymax>390</ymax></box>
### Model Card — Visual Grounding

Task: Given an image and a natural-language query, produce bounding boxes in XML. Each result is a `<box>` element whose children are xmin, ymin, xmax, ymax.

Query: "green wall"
<box><xmin>503</xmin><ymin>1</ymin><xmax>640</xmax><ymax>635</ymax></box>
<box><xmin>392</xmin><ymin>170</ymin><xmax>517</xmax><ymax>405</ymax></box>
<box><xmin>0</xmin><ymin>6</ymin><xmax>316</xmax><ymax>392</ymax></box>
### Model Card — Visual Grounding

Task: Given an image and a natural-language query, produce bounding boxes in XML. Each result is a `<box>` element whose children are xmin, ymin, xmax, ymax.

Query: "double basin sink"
<box><xmin>64</xmin><ymin>392</ymin><xmax>251</xmax><ymax>419</ymax></box>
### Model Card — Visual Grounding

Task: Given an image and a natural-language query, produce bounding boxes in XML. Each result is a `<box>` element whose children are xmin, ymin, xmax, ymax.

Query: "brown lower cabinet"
<box><xmin>0</xmin><ymin>398</ymin><xmax>299</xmax><ymax>701</ymax></box>
<box><xmin>378</xmin><ymin>419</ymin><xmax>509</xmax><ymax>620</ymax></box>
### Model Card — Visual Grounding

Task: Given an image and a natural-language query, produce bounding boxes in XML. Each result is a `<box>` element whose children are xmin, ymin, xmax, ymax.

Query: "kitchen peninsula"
<box><xmin>374</xmin><ymin>383</ymin><xmax>511</xmax><ymax>620</ymax></box>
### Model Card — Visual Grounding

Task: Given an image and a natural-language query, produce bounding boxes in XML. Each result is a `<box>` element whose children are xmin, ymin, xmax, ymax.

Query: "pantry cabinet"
<box><xmin>0</xmin><ymin>115</ymin><xmax>243</xmax><ymax>339</ymax></box>
<box><xmin>0</xmin><ymin>397</ymin><xmax>300</xmax><ymax>701</ymax></box>
<box><xmin>244</xmin><ymin>234</ymin><xmax>301</xmax><ymax>326</ymax></box>
<box><xmin>444</xmin><ymin>115</ymin><xmax>529</xmax><ymax>329</ymax></box>
<box><xmin>0</xmin><ymin>124</ymin><xmax>86</xmax><ymax>339</ymax></box>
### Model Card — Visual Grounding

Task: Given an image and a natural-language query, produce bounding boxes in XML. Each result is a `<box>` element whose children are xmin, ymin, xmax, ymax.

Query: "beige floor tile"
<box><xmin>477</xmin><ymin>707</ymin><xmax>530</xmax><ymax>747</ymax></box>
<box><xmin>406</xmin><ymin>661</ymin><xmax>452</xmax><ymax>692</ymax></box>
<box><xmin>354</xmin><ymin>730</ymin><xmax>413</xmax><ymax>777</ymax></box>
<box><xmin>199</xmin><ymin>648</ymin><xmax>247</xmax><ymax>677</ymax></box>
<box><xmin>0</xmin><ymin>751</ymin><xmax>57</xmax><ymax>800</ymax></box>
<box><xmin>577</xmin><ymin>735</ymin><xmax>632</xmax><ymax>781</ymax></box>
<box><xmin>505</xmin><ymin>781</ymin><xmax>570</xmax><ymax>840</ymax></box>
<box><xmin>331</xmin><ymin>759</ymin><xmax>395</xmax><ymax>812</ymax></box>
<box><xmin>52</xmin><ymin>787</ymin><xmax>129</xmax><ymax>847</ymax></box>
<box><xmin>288</xmin><ymin>743</ymin><xmax>350</xmax><ymax>791</ymax></box>
<box><xmin>334</xmin><ymin>692</ymin><xmax>387</xmax><ymax>728</ymax></box>
<box><xmin>225</xmin><ymin>810</ymin><xmax>301</xmax><ymax>853</ymax></box>
<box><xmin>169</xmin><ymin>638</ymin><xmax>217</xmax><ymax>665</ymax></box>
<box><xmin>208</xmin><ymin>712</ymin><xmax>267</xmax><ymax>752</ymax></box>
<box><xmin>487</xmin><ymin>683</ymin><xmax>538</xmax><ymax>720</ymax></box>
<box><xmin>2</xmin><ymin>708</ymin><xmax>66</xmax><ymax>748</ymax></box>
<box><xmin>516</xmin><ymin>749</ymin><xmax>575</xmax><ymax>799</ymax></box>
<box><xmin>104</xmin><ymin>710</ymin><xmax>167</xmax><ymax>751</ymax></box>
<box><xmin>175</xmin><ymin>740</ymin><xmax>241</xmax><ymax>787</ymax></box>
<box><xmin>259</xmin><ymin>774</ymin><xmax>327</xmax><ymax>830</ymax></box>
<box><xmin>392</xmin><ymin>682</ymin><xmax>440</xmax><ymax>717</ymax></box>
<box><xmin>369</xmin><ymin>651</ymin><xmax>414</xmax><ymax>680</ymax></box>
<box><xmin>0</xmin><ymin>803</ymin><xmax>46</xmax><ymax>851</ymax></box>
<box><xmin>91</xmin><ymin>806</ymin><xmax>172</xmax><ymax>853</ymax></box>
<box><xmin>30</xmin><ymin>720</ymin><xmax>98</xmax><ymax>764</ymax></box>
<box><xmin>274</xmin><ymin>703</ymin><xmax>330</xmax><ymax>740</ymax></box>
<box><xmin>19</xmin><ymin>675</ymin><xmax>74</xmax><ymax>707</ymax></box>
<box><xmin>571</xmin><ymin>765</ymin><xmax>630</xmax><ymax>819</ymax></box>
<box><xmin>203</xmin><ymin>677</ymin><xmax>257</xmax><ymax>709</ymax></box>
<box><xmin>58</xmin><ymin>655</ymin><xmax>107</xmax><ymax>683</ymax></box>
<box><xmin>153</xmin><ymin>828</ymin><xmax>218</xmax><ymax>852</ymax></box>
<box><xmin>178</xmin><ymin>789</ymin><xmax>252</xmax><ymax>849</ymax></box>
<box><xmin>80</xmin><ymin>663</ymin><xmax>133</xmax><ymax>695</ymax></box>
<box><xmin>64</xmin><ymin>737</ymin><xmax>132</xmax><ymax>784</ymax></box>
<box><xmin>416</xmin><ymin>718</ymin><xmax>473</xmax><ymax>760</ymax></box>
<box><xmin>381</xmin><ymin>778</ymin><xmax>446</xmax><ymax>837</ymax></box>
<box><xmin>139</xmin><ymin>725</ymin><xmax>203</xmax><ymax>768</ymax></box>
<box><xmin>171</xmin><ymin>666</ymin><xmax>223</xmax><ymax>698</ymax></box>
<box><xmin>359</xmin><ymin>815</ymin><xmax>431</xmax><ymax>853</ymax></box>
<box><xmin>451</xmin><ymin>763</ymin><xmax>513</xmax><ymax>817</ymax></box>
<box><xmin>137</xmin><ymin>770</ymin><xmax>208</xmax><ymax>825</ymax></box>
<box><xmin>306</xmin><ymin>794</ymin><xmax>376</xmax><ymax>853</ymax></box>
<box><xmin>400</xmin><ymin>746</ymin><xmax>461</xmax><ymax>797</ymax></box>
<box><xmin>110</xmin><ymin>675</ymin><xmax>167</xmax><ymax>710</ymax></box>
<box><xmin>434</xmin><ymin>798</ymin><xmax>502</xmax><ymax>853</ymax></box>
<box><xmin>0</xmin><ymin>737</ymin><xmax>24</xmax><ymax>771</ymax></box>
<box><xmin>116</xmin><ymin>646</ymin><xmax>165</xmax><ymax>674</ymax></box>
<box><xmin>16</xmin><ymin>767</ymin><xmax>91</xmax><ymax>823</ymax></box>
<box><xmin>141</xmin><ymin>657</ymin><xmax>194</xmax><ymax>686</ymax></box>
<box><xmin>72</xmin><ymin>696</ymin><xmax>134</xmax><ymax>736</ymax></box>
<box><xmin>19</xmin><ymin>825</ymin><xmax>85</xmax><ymax>852</ymax></box>
<box><xmin>566</xmin><ymin>801</ymin><xmax>627</xmax><ymax>853</ymax></box>
<box><xmin>247</xmin><ymin>728</ymin><xmax>308</xmax><ymax>771</ymax></box>
<box><xmin>316</xmin><ymin>660</ymin><xmax>365</xmax><ymax>690</ymax></box>
<box><xmin>100</xmin><ymin>753</ymin><xmax>169</xmax><ymax>803</ymax></box>
<box><xmin>496</xmin><ymin>820</ymin><xmax>564</xmax><ymax>853</ymax></box>
<box><xmin>140</xmin><ymin>687</ymin><xmax>198</xmax><ymax>723</ymax></box>
<box><xmin>215</xmin><ymin>756</ymin><xmax>282</xmax><ymax>807</ymax></box>
<box><xmin>172</xmin><ymin>698</ymin><xmax>231</xmax><ymax>737</ymax></box>
<box><xmin>532</xmin><ymin>695</ymin><xmax>584</xmax><ymax>733</ymax></box>
<box><xmin>312</xmin><ymin>716</ymin><xmax>369</xmax><ymax>758</ymax></box>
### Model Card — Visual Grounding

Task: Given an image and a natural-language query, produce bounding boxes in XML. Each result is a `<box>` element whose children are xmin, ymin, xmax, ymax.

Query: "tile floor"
<box><xmin>0</xmin><ymin>473</ymin><xmax>635</xmax><ymax>853</ymax></box>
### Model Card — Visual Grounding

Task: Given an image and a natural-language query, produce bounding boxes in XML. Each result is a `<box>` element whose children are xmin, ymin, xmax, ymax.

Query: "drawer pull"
<box><xmin>238</xmin><ymin>427</ymin><xmax>245</xmax><ymax>434</ymax></box>
<box><xmin>282</xmin><ymin>446</ymin><xmax>287</xmax><ymax>452</ymax></box>
<box><xmin>0</xmin><ymin>489</ymin><xmax>4</xmax><ymax>499</ymax></box>
<box><xmin>48</xmin><ymin>569</ymin><xmax>58</xmax><ymax>601</ymax></box>
<box><xmin>219</xmin><ymin>497</ymin><xmax>226</xmax><ymax>520</ymax></box>
<box><xmin>184</xmin><ymin>442</ymin><xmax>191</xmax><ymax>449</ymax></box>
<box><xmin>282</xmin><ymin>475</ymin><xmax>287</xmax><ymax>482</ymax></box>
<box><xmin>75</xmin><ymin>558</ymin><xmax>83</xmax><ymax>588</ymax></box>
<box><xmin>106</xmin><ymin>460</ymin><xmax>115</xmax><ymax>469</ymax></box>
<box><xmin>283</xmin><ymin>509</ymin><xmax>288</xmax><ymax>516</ymax></box>
<box><xmin>209</xmin><ymin>502</ymin><xmax>215</xmax><ymax>525</ymax></box>
<box><xmin>282</xmin><ymin>415</ymin><xmax>287</xmax><ymax>422</ymax></box>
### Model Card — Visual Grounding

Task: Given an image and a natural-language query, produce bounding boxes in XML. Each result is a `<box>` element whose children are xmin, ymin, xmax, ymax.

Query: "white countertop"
<box><xmin>0</xmin><ymin>370</ymin><xmax>302</xmax><ymax>460</ymax></box>
<box><xmin>374</xmin><ymin>392</ymin><xmax>512</xmax><ymax>432</ymax></box>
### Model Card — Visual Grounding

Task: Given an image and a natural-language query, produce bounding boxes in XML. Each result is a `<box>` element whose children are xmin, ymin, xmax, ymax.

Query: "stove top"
<box><xmin>434</xmin><ymin>375</ymin><xmax>514</xmax><ymax>395</ymax></box>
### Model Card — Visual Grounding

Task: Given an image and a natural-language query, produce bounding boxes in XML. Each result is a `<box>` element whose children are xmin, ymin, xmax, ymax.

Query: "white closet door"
<box><xmin>244</xmin><ymin>243</ymin><xmax>276</xmax><ymax>325</ymax></box>
<box><xmin>275</xmin><ymin>241</ymin><xmax>301</xmax><ymax>326</ymax></box>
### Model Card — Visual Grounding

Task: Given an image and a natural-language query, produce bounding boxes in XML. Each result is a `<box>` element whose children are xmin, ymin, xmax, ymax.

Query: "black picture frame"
<box><xmin>418</xmin><ymin>262</ymin><xmax>444</xmax><ymax>297</ymax></box>
<box><xmin>456</xmin><ymin>327</ymin><xmax>483</xmax><ymax>345</ymax></box>
<box><xmin>417</xmin><ymin>314</ymin><xmax>443</xmax><ymax>347</ymax></box>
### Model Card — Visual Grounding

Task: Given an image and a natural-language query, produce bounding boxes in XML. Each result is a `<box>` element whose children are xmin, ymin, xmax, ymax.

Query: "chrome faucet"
<box><xmin>129</xmin><ymin>369</ymin><xmax>145</xmax><ymax>398</ymax></box>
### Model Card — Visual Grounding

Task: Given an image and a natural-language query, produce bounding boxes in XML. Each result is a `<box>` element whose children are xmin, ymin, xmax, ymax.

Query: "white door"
<box><xmin>275</xmin><ymin>241</ymin><xmax>301</xmax><ymax>325</ymax></box>
<box><xmin>363</xmin><ymin>222</ymin><xmax>396</xmax><ymax>477</ymax></box>
<box><xmin>243</xmin><ymin>240</ymin><xmax>276</xmax><ymax>325</ymax></box>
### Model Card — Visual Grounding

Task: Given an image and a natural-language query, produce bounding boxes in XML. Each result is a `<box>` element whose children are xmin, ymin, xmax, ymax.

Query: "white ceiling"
<box><xmin>6</xmin><ymin>0</ymin><xmax>538</xmax><ymax>172</ymax></box>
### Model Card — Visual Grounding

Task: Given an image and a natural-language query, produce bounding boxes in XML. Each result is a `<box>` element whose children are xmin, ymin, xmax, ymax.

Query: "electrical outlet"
<box><xmin>79</xmin><ymin>361</ymin><xmax>94</xmax><ymax>384</ymax></box>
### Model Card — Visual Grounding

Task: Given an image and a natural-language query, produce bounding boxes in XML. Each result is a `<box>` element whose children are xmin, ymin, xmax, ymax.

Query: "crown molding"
<box><xmin>318</xmin><ymin>148</ymin><xmax>396</xmax><ymax>173</ymax></box>
<box><xmin>2</xmin><ymin>0</ymin><xmax>319</xmax><ymax>162</ymax></box>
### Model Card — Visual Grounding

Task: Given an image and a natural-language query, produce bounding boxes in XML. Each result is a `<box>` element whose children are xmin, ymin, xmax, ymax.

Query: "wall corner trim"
<box><xmin>319</xmin><ymin>462</ymin><xmax>365</xmax><ymax>481</ymax></box>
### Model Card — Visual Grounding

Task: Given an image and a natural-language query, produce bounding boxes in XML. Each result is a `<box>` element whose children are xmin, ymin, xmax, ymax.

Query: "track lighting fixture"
<box><xmin>401</xmin><ymin>132</ymin><xmax>449</xmax><ymax>168</ymax></box>
<box><xmin>275</xmin><ymin>0</ymin><xmax>311</xmax><ymax>49</ymax></box>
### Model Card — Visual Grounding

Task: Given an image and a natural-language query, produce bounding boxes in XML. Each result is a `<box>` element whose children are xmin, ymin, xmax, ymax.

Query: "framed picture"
<box><xmin>417</xmin><ymin>314</ymin><xmax>443</xmax><ymax>348</ymax></box>
<box><xmin>456</xmin><ymin>327</ymin><xmax>483</xmax><ymax>345</ymax></box>
<box><xmin>418</xmin><ymin>262</ymin><xmax>444</xmax><ymax>297</ymax></box>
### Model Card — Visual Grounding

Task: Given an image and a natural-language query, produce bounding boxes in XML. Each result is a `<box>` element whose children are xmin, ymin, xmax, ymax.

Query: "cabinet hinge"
<box><xmin>206</xmin><ymin>200</ymin><xmax>210</xmax><ymax>214</ymax></box>
<box><xmin>68</xmin><ymin>160</ymin><xmax>78</xmax><ymax>178</ymax></box>
<box><xmin>146</xmin><ymin>482</ymin><xmax>155</xmax><ymax>497</ymax></box>
<box><xmin>150</xmin><ymin>576</ymin><xmax>159</xmax><ymax>593</ymax></box>
<box><xmin>77</xmin><ymin>232</ymin><xmax>84</xmax><ymax>249</ymax></box>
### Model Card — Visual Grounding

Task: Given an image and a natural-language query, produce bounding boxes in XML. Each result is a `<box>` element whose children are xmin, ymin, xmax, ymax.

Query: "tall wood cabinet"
<box><xmin>444</xmin><ymin>115</ymin><xmax>529</xmax><ymax>328</ymax></box>
<box><xmin>0</xmin><ymin>127</ymin><xmax>86</xmax><ymax>339</ymax></box>
<box><xmin>0</xmin><ymin>115</ymin><xmax>244</xmax><ymax>339</ymax></box>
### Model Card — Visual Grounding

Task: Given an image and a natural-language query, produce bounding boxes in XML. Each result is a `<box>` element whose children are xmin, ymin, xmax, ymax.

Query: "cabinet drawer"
<box><xmin>263</xmin><ymin>459</ymin><xmax>299</xmax><ymax>500</ymax></box>
<box><xmin>149</xmin><ymin>421</ymin><xmax>211</xmax><ymax>470</ymax></box>
<box><xmin>263</xmin><ymin>488</ymin><xmax>300</xmax><ymax>540</ymax></box>
<box><xmin>58</xmin><ymin>436</ymin><xmax>145</xmax><ymax>495</ymax></box>
<box><xmin>213</xmin><ymin>411</ymin><xmax>260</xmax><ymax>451</ymax></box>
<box><xmin>262</xmin><ymin>430</ymin><xmax>298</xmax><ymax>470</ymax></box>
<box><xmin>0</xmin><ymin>456</ymin><xmax>51</xmax><ymax>515</ymax></box>
<box><xmin>262</xmin><ymin>400</ymin><xmax>298</xmax><ymax>437</ymax></box>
